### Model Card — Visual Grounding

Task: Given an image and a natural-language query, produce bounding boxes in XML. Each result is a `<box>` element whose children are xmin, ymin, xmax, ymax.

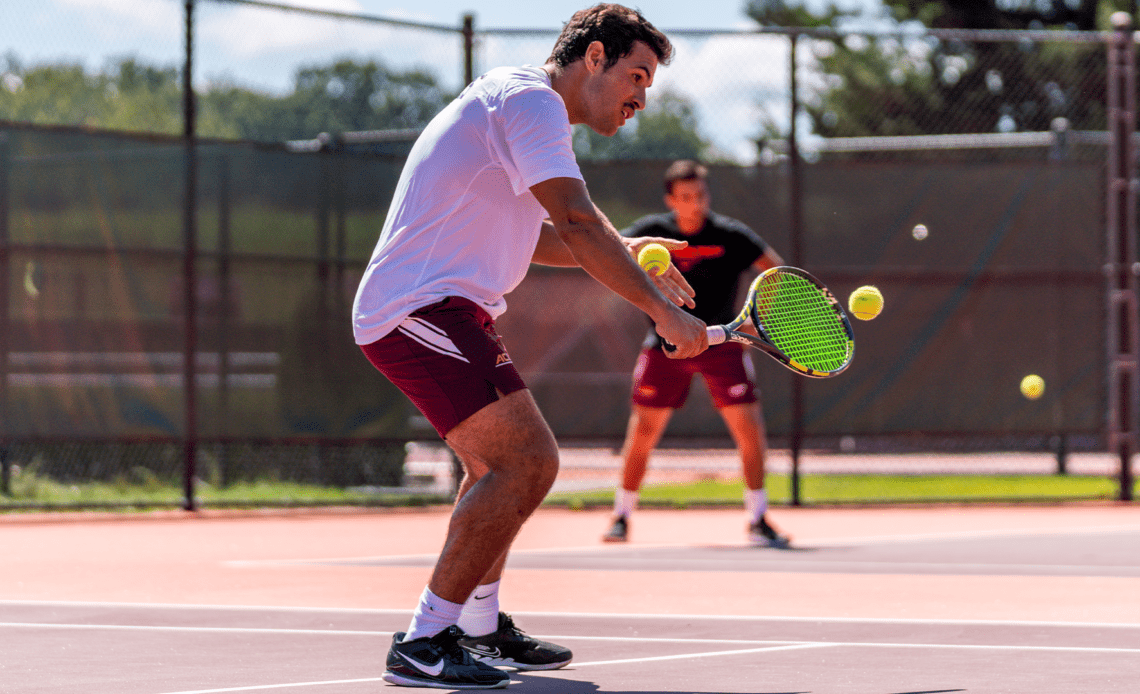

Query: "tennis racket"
<box><xmin>670</xmin><ymin>266</ymin><xmax>855</xmax><ymax>378</ymax></box>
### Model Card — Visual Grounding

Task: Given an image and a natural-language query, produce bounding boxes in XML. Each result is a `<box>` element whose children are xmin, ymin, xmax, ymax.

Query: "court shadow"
<box><xmin>703</xmin><ymin>544</ymin><xmax>821</xmax><ymax>553</ymax></box>
<box><xmin>513</xmin><ymin>672</ymin><xmax>809</xmax><ymax>693</ymax></box>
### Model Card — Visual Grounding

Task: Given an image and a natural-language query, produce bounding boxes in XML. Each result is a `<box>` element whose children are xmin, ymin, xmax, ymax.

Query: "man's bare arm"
<box><xmin>529</xmin><ymin>176</ymin><xmax>706</xmax><ymax>358</ymax></box>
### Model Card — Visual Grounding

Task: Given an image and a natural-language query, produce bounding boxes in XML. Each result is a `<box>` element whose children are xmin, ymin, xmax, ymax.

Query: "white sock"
<box><xmin>744</xmin><ymin>488</ymin><xmax>768</xmax><ymax>525</ymax></box>
<box><xmin>457</xmin><ymin>580</ymin><xmax>501</xmax><ymax>637</ymax></box>
<box><xmin>613</xmin><ymin>488</ymin><xmax>639</xmax><ymax>518</ymax></box>
<box><xmin>404</xmin><ymin>586</ymin><xmax>464</xmax><ymax>642</ymax></box>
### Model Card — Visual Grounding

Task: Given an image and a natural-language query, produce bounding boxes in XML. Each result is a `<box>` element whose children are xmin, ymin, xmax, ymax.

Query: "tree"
<box><xmin>746</xmin><ymin>0</ymin><xmax>1112</xmax><ymax>140</ymax></box>
<box><xmin>238</xmin><ymin>59</ymin><xmax>452</xmax><ymax>141</ymax></box>
<box><xmin>0</xmin><ymin>55</ymin><xmax>451</xmax><ymax>142</ymax></box>
<box><xmin>573</xmin><ymin>91</ymin><xmax>709</xmax><ymax>161</ymax></box>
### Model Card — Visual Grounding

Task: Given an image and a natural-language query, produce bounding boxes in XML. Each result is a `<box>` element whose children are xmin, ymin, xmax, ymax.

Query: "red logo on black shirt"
<box><xmin>672</xmin><ymin>245</ymin><xmax>725</xmax><ymax>272</ymax></box>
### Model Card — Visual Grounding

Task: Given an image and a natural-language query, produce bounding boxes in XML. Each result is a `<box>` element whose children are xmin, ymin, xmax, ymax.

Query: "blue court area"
<box><xmin>4</xmin><ymin>521</ymin><xmax>1139</xmax><ymax>694</ymax></box>
<box><xmin>2</xmin><ymin>602</ymin><xmax>1139</xmax><ymax>693</ymax></box>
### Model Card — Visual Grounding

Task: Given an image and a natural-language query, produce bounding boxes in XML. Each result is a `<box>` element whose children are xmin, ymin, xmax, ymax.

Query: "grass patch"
<box><xmin>0</xmin><ymin>466</ymin><xmax>450</xmax><ymax>511</ymax></box>
<box><xmin>2</xmin><ymin>470</ymin><xmax>1128</xmax><ymax>512</ymax></box>
<box><xmin>545</xmin><ymin>473</ymin><xmax>1126</xmax><ymax>508</ymax></box>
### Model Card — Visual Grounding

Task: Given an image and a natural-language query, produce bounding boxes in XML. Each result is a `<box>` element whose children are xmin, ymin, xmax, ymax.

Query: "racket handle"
<box><xmin>664</xmin><ymin>325</ymin><xmax>728</xmax><ymax>352</ymax></box>
<box><xmin>707</xmin><ymin>325</ymin><xmax>728</xmax><ymax>345</ymax></box>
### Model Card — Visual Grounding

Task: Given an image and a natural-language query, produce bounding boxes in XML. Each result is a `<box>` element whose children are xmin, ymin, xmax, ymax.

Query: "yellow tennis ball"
<box><xmin>848</xmin><ymin>285</ymin><xmax>883</xmax><ymax>321</ymax></box>
<box><xmin>1020</xmin><ymin>374</ymin><xmax>1045</xmax><ymax>400</ymax></box>
<box><xmin>637</xmin><ymin>243</ymin><xmax>671</xmax><ymax>277</ymax></box>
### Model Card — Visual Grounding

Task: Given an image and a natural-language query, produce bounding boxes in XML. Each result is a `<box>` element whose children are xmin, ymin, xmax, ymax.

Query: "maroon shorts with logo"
<box><xmin>631</xmin><ymin>341</ymin><xmax>757</xmax><ymax>410</ymax></box>
<box><xmin>359</xmin><ymin>297</ymin><xmax>527</xmax><ymax>438</ymax></box>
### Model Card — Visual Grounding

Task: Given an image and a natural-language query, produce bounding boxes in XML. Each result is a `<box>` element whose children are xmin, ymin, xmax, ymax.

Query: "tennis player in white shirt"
<box><xmin>353</xmin><ymin>4</ymin><xmax>707</xmax><ymax>688</ymax></box>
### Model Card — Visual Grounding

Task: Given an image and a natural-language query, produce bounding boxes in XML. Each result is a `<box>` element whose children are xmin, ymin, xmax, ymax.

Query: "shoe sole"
<box><xmin>748</xmin><ymin>537</ymin><xmax>791</xmax><ymax>548</ymax></box>
<box><xmin>602</xmin><ymin>536</ymin><xmax>627</xmax><ymax>543</ymax></box>
<box><xmin>468</xmin><ymin>654</ymin><xmax>573</xmax><ymax>671</ymax></box>
<box><xmin>382</xmin><ymin>671</ymin><xmax>509</xmax><ymax>689</ymax></box>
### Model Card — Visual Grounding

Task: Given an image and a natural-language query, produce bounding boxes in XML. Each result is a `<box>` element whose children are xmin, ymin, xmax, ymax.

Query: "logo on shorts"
<box><xmin>729</xmin><ymin>383</ymin><xmax>749</xmax><ymax>398</ymax></box>
<box><xmin>495</xmin><ymin>352</ymin><xmax>513</xmax><ymax>367</ymax></box>
<box><xmin>637</xmin><ymin>385</ymin><xmax>657</xmax><ymax>398</ymax></box>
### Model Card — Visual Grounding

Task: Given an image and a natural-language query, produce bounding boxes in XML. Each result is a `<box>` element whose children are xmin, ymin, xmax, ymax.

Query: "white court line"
<box><xmin>219</xmin><ymin>522</ymin><xmax>1140</xmax><ymax>569</ymax></box>
<box><xmin>154</xmin><ymin>678</ymin><xmax>385</xmax><ymax>694</ymax></box>
<box><xmin>572</xmin><ymin>642</ymin><xmax>835</xmax><ymax>667</ymax></box>
<box><xmin>3</xmin><ymin>621</ymin><xmax>1139</xmax><ymax>654</ymax></box>
<box><xmin>0</xmin><ymin>622</ymin><xmax>390</xmax><ymax>636</ymax></box>
<box><xmin>801</xmin><ymin>523</ymin><xmax>1140</xmax><ymax>548</ymax></box>
<box><xmin>3</xmin><ymin>599</ymin><xmax>1139</xmax><ymax>629</ymax></box>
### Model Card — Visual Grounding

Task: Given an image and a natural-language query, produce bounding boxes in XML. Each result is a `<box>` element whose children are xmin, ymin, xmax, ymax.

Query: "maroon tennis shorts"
<box><xmin>359</xmin><ymin>297</ymin><xmax>527</xmax><ymax>438</ymax></box>
<box><xmin>631</xmin><ymin>341</ymin><xmax>757</xmax><ymax>410</ymax></box>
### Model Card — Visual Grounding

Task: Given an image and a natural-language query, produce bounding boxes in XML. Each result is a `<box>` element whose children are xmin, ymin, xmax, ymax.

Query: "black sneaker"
<box><xmin>458</xmin><ymin>612</ymin><xmax>573</xmax><ymax>671</ymax></box>
<box><xmin>748</xmin><ymin>515</ymin><xmax>791</xmax><ymax>548</ymax></box>
<box><xmin>602</xmin><ymin>515</ymin><xmax>628</xmax><ymax>543</ymax></box>
<box><xmin>383</xmin><ymin>626</ymin><xmax>510</xmax><ymax>689</ymax></box>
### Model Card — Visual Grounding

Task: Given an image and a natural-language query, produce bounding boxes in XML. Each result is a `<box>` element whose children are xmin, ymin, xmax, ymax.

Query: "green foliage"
<box><xmin>746</xmin><ymin>0</ymin><xmax>852</xmax><ymax>28</ymax></box>
<box><xmin>882</xmin><ymin>0</ymin><xmax>1102</xmax><ymax>30</ymax></box>
<box><xmin>0</xmin><ymin>54</ymin><xmax>451</xmax><ymax>142</ymax></box>
<box><xmin>805</xmin><ymin>36</ymin><xmax>1106</xmax><ymax>138</ymax></box>
<box><xmin>746</xmin><ymin>0</ymin><xmax>1112</xmax><ymax>140</ymax></box>
<box><xmin>201</xmin><ymin>59</ymin><xmax>452</xmax><ymax>141</ymax></box>
<box><xmin>574</xmin><ymin>91</ymin><xmax>708</xmax><ymax>160</ymax></box>
<box><xmin>545</xmin><ymin>472</ymin><xmax>1121</xmax><ymax>506</ymax></box>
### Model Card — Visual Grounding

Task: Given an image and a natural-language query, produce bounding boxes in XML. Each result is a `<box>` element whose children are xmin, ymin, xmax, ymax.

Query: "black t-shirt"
<box><xmin>624</xmin><ymin>211</ymin><xmax>768</xmax><ymax>345</ymax></box>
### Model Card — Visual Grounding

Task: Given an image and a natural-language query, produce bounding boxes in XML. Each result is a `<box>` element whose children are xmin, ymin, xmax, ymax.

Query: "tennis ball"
<box><xmin>1020</xmin><ymin>374</ymin><xmax>1045</xmax><ymax>400</ymax></box>
<box><xmin>912</xmin><ymin>224</ymin><xmax>928</xmax><ymax>240</ymax></box>
<box><xmin>637</xmin><ymin>243</ymin><xmax>671</xmax><ymax>277</ymax></box>
<box><xmin>848</xmin><ymin>285</ymin><xmax>883</xmax><ymax>321</ymax></box>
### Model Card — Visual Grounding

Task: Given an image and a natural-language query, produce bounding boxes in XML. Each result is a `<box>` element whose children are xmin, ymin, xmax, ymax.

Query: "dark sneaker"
<box><xmin>602</xmin><ymin>515</ymin><xmax>628</xmax><ymax>543</ymax></box>
<box><xmin>383</xmin><ymin>626</ymin><xmax>510</xmax><ymax>689</ymax></box>
<box><xmin>458</xmin><ymin>612</ymin><xmax>573</xmax><ymax>671</ymax></box>
<box><xmin>748</xmin><ymin>515</ymin><xmax>790</xmax><ymax>548</ymax></box>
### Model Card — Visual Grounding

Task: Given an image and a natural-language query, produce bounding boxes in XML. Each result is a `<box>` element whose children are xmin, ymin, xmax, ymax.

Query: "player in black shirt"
<box><xmin>603</xmin><ymin>160</ymin><xmax>790</xmax><ymax>547</ymax></box>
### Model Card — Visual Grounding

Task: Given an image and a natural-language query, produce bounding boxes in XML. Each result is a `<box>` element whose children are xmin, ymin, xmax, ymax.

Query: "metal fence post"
<box><xmin>217</xmin><ymin>154</ymin><xmax>232</xmax><ymax>487</ymax></box>
<box><xmin>1105</xmin><ymin>12</ymin><xmax>1138</xmax><ymax>502</ymax></box>
<box><xmin>0</xmin><ymin>133</ymin><xmax>8</xmax><ymax>497</ymax></box>
<box><xmin>463</xmin><ymin>14</ymin><xmax>475</xmax><ymax>87</ymax></box>
<box><xmin>182</xmin><ymin>0</ymin><xmax>199</xmax><ymax>511</ymax></box>
<box><xmin>788</xmin><ymin>31</ymin><xmax>804</xmax><ymax>507</ymax></box>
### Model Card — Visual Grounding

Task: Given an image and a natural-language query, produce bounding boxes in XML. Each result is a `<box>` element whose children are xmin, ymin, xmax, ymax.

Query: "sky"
<box><xmin>1</xmin><ymin>0</ymin><xmax>885</xmax><ymax>162</ymax></box>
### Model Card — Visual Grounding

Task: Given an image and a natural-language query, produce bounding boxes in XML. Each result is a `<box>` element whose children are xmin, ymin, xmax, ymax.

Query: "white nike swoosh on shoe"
<box><xmin>397</xmin><ymin>651</ymin><xmax>446</xmax><ymax>677</ymax></box>
<box><xmin>467</xmin><ymin>645</ymin><xmax>501</xmax><ymax>658</ymax></box>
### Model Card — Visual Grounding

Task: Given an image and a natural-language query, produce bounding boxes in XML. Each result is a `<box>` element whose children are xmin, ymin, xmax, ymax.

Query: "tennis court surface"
<box><xmin>2</xmin><ymin>503</ymin><xmax>1138</xmax><ymax>693</ymax></box>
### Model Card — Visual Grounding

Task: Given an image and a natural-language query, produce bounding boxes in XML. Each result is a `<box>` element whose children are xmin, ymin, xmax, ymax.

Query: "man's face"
<box><xmin>664</xmin><ymin>178</ymin><xmax>710</xmax><ymax>225</ymax></box>
<box><xmin>581</xmin><ymin>41</ymin><xmax>658</xmax><ymax>137</ymax></box>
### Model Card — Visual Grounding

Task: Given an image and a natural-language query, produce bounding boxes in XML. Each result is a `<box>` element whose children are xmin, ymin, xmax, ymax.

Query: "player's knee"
<box><xmin>503</xmin><ymin>448</ymin><xmax>558</xmax><ymax>512</ymax></box>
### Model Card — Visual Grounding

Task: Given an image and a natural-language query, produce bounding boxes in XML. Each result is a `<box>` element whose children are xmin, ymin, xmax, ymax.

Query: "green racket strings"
<box><xmin>753</xmin><ymin>272</ymin><xmax>852</xmax><ymax>372</ymax></box>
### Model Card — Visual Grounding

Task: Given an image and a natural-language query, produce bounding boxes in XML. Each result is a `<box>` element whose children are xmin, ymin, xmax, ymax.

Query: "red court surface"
<box><xmin>2</xmin><ymin>503</ymin><xmax>1139</xmax><ymax>693</ymax></box>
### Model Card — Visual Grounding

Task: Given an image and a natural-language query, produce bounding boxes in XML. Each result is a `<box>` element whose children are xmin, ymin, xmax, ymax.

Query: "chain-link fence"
<box><xmin>0</xmin><ymin>1</ymin><xmax>1135</xmax><ymax>508</ymax></box>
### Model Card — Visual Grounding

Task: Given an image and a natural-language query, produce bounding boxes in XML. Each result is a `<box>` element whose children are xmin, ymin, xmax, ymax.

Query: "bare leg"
<box><xmin>618</xmin><ymin>405</ymin><xmax>673</xmax><ymax>492</ymax></box>
<box><xmin>428</xmin><ymin>389</ymin><xmax>559</xmax><ymax>604</ymax></box>
<box><xmin>449</xmin><ymin>454</ymin><xmax>507</xmax><ymax>586</ymax></box>
<box><xmin>719</xmin><ymin>402</ymin><xmax>767</xmax><ymax>490</ymax></box>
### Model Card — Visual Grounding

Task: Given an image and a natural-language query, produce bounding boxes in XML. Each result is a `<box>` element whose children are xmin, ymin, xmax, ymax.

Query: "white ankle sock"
<box><xmin>744</xmin><ymin>488</ymin><xmax>768</xmax><ymax>524</ymax></box>
<box><xmin>404</xmin><ymin>586</ymin><xmax>464</xmax><ymax>642</ymax></box>
<box><xmin>457</xmin><ymin>580</ymin><xmax>501</xmax><ymax>637</ymax></box>
<box><xmin>614</xmin><ymin>488</ymin><xmax>639</xmax><ymax>518</ymax></box>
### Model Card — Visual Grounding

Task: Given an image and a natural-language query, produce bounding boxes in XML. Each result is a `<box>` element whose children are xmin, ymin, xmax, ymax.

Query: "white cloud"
<box><xmin>194</xmin><ymin>1</ymin><xmax>463</xmax><ymax>93</ymax></box>
<box><xmin>54</xmin><ymin>0</ymin><xmax>181</xmax><ymax>41</ymax></box>
<box><xmin>656</xmin><ymin>34</ymin><xmax>791</xmax><ymax>163</ymax></box>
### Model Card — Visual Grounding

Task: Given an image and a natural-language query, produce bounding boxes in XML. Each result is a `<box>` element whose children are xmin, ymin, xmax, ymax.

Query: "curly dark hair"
<box><xmin>547</xmin><ymin>4</ymin><xmax>672</xmax><ymax>70</ymax></box>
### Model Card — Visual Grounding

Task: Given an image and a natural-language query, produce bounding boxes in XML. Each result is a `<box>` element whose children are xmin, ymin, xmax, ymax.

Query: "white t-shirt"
<box><xmin>352</xmin><ymin>66</ymin><xmax>584</xmax><ymax>345</ymax></box>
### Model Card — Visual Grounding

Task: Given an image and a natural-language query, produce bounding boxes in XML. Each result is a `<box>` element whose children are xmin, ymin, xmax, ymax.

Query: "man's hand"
<box><xmin>623</xmin><ymin>237</ymin><xmax>696</xmax><ymax>309</ymax></box>
<box><xmin>653</xmin><ymin>305</ymin><xmax>708</xmax><ymax>359</ymax></box>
